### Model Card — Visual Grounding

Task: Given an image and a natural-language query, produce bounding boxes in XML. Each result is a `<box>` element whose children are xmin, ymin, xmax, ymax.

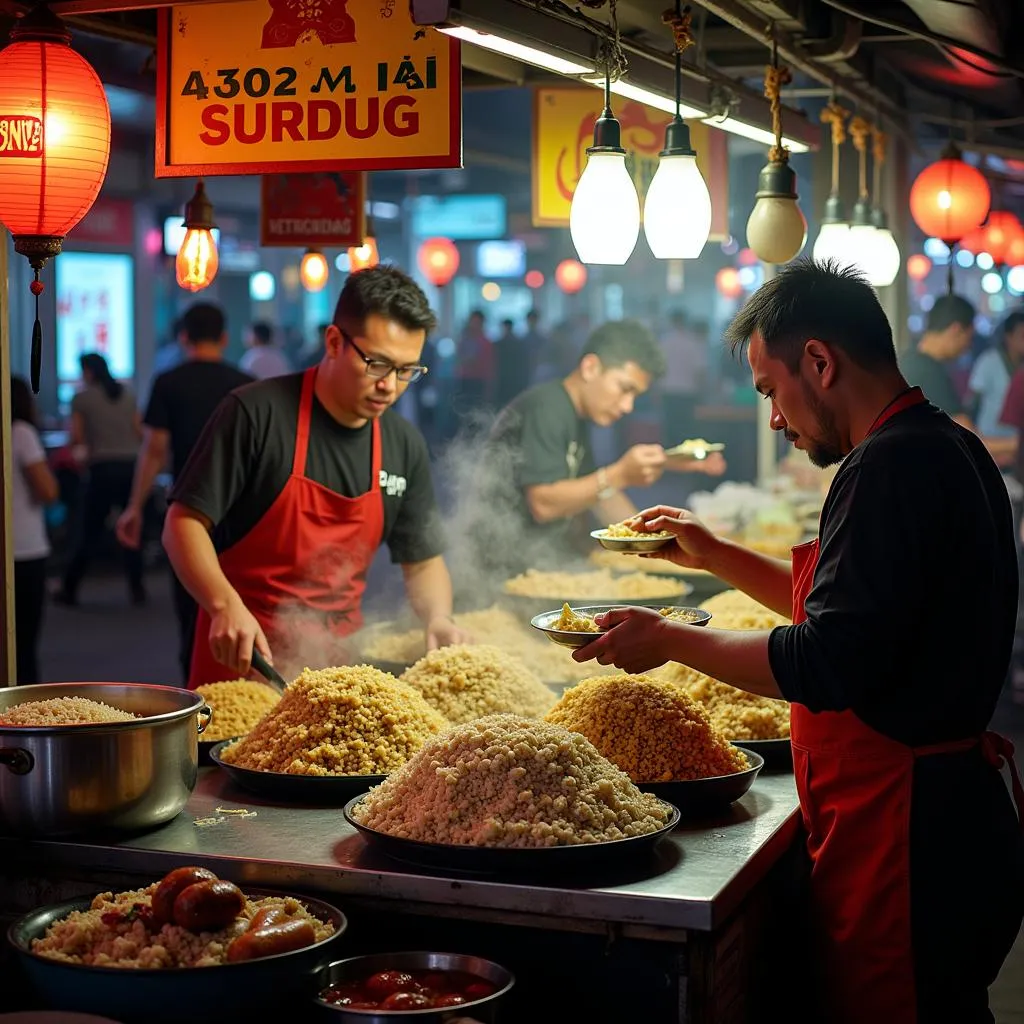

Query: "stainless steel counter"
<box><xmin>0</xmin><ymin>768</ymin><xmax>800</xmax><ymax>934</ymax></box>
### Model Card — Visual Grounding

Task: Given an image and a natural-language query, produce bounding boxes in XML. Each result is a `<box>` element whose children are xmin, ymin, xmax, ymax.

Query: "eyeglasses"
<box><xmin>341</xmin><ymin>330</ymin><xmax>428</xmax><ymax>384</ymax></box>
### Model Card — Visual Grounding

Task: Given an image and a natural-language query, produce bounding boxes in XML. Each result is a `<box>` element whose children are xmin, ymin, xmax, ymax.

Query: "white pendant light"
<box><xmin>846</xmin><ymin>197</ymin><xmax>878</xmax><ymax>275</ymax></box>
<box><xmin>746</xmin><ymin>159</ymin><xmax>807</xmax><ymax>264</ymax></box>
<box><xmin>866</xmin><ymin>207</ymin><xmax>901</xmax><ymax>287</ymax></box>
<box><xmin>745</xmin><ymin>42</ymin><xmax>806</xmax><ymax>264</ymax></box>
<box><xmin>813</xmin><ymin>102</ymin><xmax>850</xmax><ymax>265</ymax></box>
<box><xmin>643</xmin><ymin>2</ymin><xmax>712</xmax><ymax>260</ymax></box>
<box><xmin>570</xmin><ymin>69</ymin><xmax>640</xmax><ymax>265</ymax></box>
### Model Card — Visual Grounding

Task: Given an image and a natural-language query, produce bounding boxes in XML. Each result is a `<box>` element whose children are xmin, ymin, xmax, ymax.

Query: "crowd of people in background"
<box><xmin>8</xmin><ymin>281</ymin><xmax>1024</xmax><ymax>686</ymax></box>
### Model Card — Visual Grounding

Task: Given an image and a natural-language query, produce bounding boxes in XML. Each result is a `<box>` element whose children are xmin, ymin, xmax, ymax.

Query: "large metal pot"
<box><xmin>0</xmin><ymin>682</ymin><xmax>210</xmax><ymax>837</ymax></box>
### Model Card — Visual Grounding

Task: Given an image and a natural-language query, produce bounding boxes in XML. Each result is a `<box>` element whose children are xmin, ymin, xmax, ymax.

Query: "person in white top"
<box><xmin>10</xmin><ymin>377</ymin><xmax>58</xmax><ymax>683</ymax></box>
<box><xmin>240</xmin><ymin>321</ymin><xmax>292</xmax><ymax>379</ymax></box>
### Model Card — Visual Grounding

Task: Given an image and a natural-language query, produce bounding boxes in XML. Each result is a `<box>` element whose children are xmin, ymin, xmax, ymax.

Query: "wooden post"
<box><xmin>0</xmin><ymin>228</ymin><xmax>15</xmax><ymax>686</ymax></box>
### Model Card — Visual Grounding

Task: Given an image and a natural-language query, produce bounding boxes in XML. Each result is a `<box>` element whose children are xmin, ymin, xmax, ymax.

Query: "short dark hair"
<box><xmin>926</xmin><ymin>294</ymin><xmax>975</xmax><ymax>333</ymax></box>
<box><xmin>724</xmin><ymin>258</ymin><xmax>896</xmax><ymax>372</ymax></box>
<box><xmin>181</xmin><ymin>302</ymin><xmax>225</xmax><ymax>345</ymax></box>
<box><xmin>1003</xmin><ymin>310</ymin><xmax>1024</xmax><ymax>337</ymax></box>
<box><xmin>334</xmin><ymin>265</ymin><xmax>437</xmax><ymax>334</ymax></box>
<box><xmin>582</xmin><ymin>319</ymin><xmax>667</xmax><ymax>379</ymax></box>
<box><xmin>251</xmin><ymin>321</ymin><xmax>274</xmax><ymax>346</ymax></box>
<box><xmin>10</xmin><ymin>375</ymin><xmax>36</xmax><ymax>426</ymax></box>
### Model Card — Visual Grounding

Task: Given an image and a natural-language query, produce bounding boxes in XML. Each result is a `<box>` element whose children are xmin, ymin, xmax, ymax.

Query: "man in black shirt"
<box><xmin>464</xmin><ymin>320</ymin><xmax>724</xmax><ymax>577</ymax></box>
<box><xmin>574</xmin><ymin>260</ymin><xmax>1024</xmax><ymax>1023</ymax></box>
<box><xmin>899</xmin><ymin>293</ymin><xmax>974</xmax><ymax>419</ymax></box>
<box><xmin>164</xmin><ymin>266</ymin><xmax>463</xmax><ymax>685</ymax></box>
<box><xmin>116</xmin><ymin>303</ymin><xmax>253</xmax><ymax>681</ymax></box>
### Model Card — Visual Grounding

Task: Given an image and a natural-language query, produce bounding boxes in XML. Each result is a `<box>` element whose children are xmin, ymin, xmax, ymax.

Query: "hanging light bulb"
<box><xmin>643</xmin><ymin>2</ymin><xmax>711</xmax><ymax>259</ymax></box>
<box><xmin>843</xmin><ymin>117</ymin><xmax>877</xmax><ymax>274</ymax></box>
<box><xmin>863</xmin><ymin>123</ymin><xmax>900</xmax><ymax>288</ymax></box>
<box><xmin>348</xmin><ymin>233</ymin><xmax>379</xmax><ymax>271</ymax></box>
<box><xmin>745</xmin><ymin>42</ymin><xmax>806</xmax><ymax>264</ymax></box>
<box><xmin>300</xmin><ymin>249</ymin><xmax>329</xmax><ymax>292</ymax></box>
<box><xmin>176</xmin><ymin>180</ymin><xmax>218</xmax><ymax>292</ymax></box>
<box><xmin>570</xmin><ymin>54</ymin><xmax>639</xmax><ymax>265</ymax></box>
<box><xmin>812</xmin><ymin>101</ymin><xmax>850</xmax><ymax>264</ymax></box>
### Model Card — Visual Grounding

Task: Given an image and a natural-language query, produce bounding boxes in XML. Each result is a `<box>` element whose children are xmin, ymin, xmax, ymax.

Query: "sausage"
<box><xmin>226</xmin><ymin>918</ymin><xmax>317</xmax><ymax>962</ymax></box>
<box><xmin>246</xmin><ymin>905</ymin><xmax>288</xmax><ymax>931</ymax></box>
<box><xmin>150</xmin><ymin>866</ymin><xmax>218</xmax><ymax>926</ymax></box>
<box><xmin>172</xmin><ymin>879</ymin><xmax>246</xmax><ymax>932</ymax></box>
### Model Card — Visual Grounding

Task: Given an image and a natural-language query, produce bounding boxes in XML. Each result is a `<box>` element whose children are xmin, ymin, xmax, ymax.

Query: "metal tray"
<box><xmin>8</xmin><ymin>889</ymin><xmax>346</xmax><ymax>1024</ymax></box>
<box><xmin>343</xmin><ymin>796</ymin><xmax>680</xmax><ymax>873</ymax></box>
<box><xmin>638</xmin><ymin>749</ymin><xmax>764</xmax><ymax>814</ymax></box>
<box><xmin>732</xmin><ymin>737</ymin><xmax>792</xmax><ymax>770</ymax></box>
<box><xmin>209</xmin><ymin>740</ymin><xmax>386</xmax><ymax>804</ymax></box>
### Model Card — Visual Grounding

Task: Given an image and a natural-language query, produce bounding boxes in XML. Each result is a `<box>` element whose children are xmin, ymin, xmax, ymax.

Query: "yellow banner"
<box><xmin>532</xmin><ymin>88</ymin><xmax>729</xmax><ymax>238</ymax></box>
<box><xmin>156</xmin><ymin>0</ymin><xmax>461</xmax><ymax>177</ymax></box>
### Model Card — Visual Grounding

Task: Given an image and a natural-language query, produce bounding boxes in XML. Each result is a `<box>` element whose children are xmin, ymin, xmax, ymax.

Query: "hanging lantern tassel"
<box><xmin>29</xmin><ymin>264</ymin><xmax>45</xmax><ymax>393</ymax></box>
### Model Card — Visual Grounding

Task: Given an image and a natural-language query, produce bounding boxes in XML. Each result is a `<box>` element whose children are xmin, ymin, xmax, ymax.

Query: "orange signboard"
<box><xmin>260</xmin><ymin>171</ymin><xmax>365</xmax><ymax>247</ymax></box>
<box><xmin>532</xmin><ymin>88</ymin><xmax>729</xmax><ymax>238</ymax></box>
<box><xmin>155</xmin><ymin>0</ymin><xmax>461</xmax><ymax>177</ymax></box>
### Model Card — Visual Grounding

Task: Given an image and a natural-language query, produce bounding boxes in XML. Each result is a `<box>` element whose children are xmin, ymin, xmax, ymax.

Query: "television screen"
<box><xmin>476</xmin><ymin>240</ymin><xmax>527</xmax><ymax>278</ymax></box>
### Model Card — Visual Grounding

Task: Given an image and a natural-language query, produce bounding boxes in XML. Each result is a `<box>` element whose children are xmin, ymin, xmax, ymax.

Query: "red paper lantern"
<box><xmin>906</xmin><ymin>254</ymin><xmax>932</xmax><ymax>281</ymax></box>
<box><xmin>525</xmin><ymin>270</ymin><xmax>545</xmax><ymax>289</ymax></box>
<box><xmin>1006</xmin><ymin>234</ymin><xmax>1024</xmax><ymax>269</ymax></box>
<box><xmin>348</xmin><ymin>234</ymin><xmax>379</xmax><ymax>271</ymax></box>
<box><xmin>909</xmin><ymin>144</ymin><xmax>990</xmax><ymax>244</ymax></box>
<box><xmin>958</xmin><ymin>226</ymin><xmax>988</xmax><ymax>255</ymax></box>
<box><xmin>980</xmin><ymin>211</ymin><xmax>1024</xmax><ymax>266</ymax></box>
<box><xmin>417</xmin><ymin>236</ymin><xmax>459</xmax><ymax>287</ymax></box>
<box><xmin>300</xmin><ymin>249</ymin><xmax>329</xmax><ymax>292</ymax></box>
<box><xmin>554</xmin><ymin>259</ymin><xmax>587</xmax><ymax>294</ymax></box>
<box><xmin>715</xmin><ymin>266</ymin><xmax>743</xmax><ymax>300</ymax></box>
<box><xmin>0</xmin><ymin>6</ymin><xmax>111</xmax><ymax>390</ymax></box>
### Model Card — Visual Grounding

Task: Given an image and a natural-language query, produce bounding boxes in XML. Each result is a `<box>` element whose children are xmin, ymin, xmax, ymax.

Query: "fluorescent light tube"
<box><xmin>702</xmin><ymin>115</ymin><xmax>810</xmax><ymax>154</ymax></box>
<box><xmin>439</xmin><ymin>25</ymin><xmax>593</xmax><ymax>75</ymax></box>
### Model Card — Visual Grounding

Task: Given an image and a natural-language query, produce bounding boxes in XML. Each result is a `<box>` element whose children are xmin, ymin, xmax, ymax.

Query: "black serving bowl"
<box><xmin>312</xmin><ymin>951</ymin><xmax>514</xmax><ymax>1022</ymax></box>
<box><xmin>638</xmin><ymin>749</ymin><xmax>764</xmax><ymax>815</ymax></box>
<box><xmin>8</xmin><ymin>890</ymin><xmax>347</xmax><ymax>1024</ymax></box>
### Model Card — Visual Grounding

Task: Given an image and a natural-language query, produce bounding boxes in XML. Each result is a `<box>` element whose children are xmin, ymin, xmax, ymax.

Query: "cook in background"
<box><xmin>10</xmin><ymin>377</ymin><xmax>59</xmax><ymax>683</ymax></box>
<box><xmin>240</xmin><ymin>320</ymin><xmax>292</xmax><ymax>380</ymax></box>
<box><xmin>464</xmin><ymin>319</ymin><xmax>725</xmax><ymax>579</ymax></box>
<box><xmin>164</xmin><ymin>265</ymin><xmax>465</xmax><ymax>687</ymax></box>
<box><xmin>574</xmin><ymin>260</ymin><xmax>1024</xmax><ymax>1024</ymax></box>
<box><xmin>115</xmin><ymin>302</ymin><xmax>255</xmax><ymax>683</ymax></box>
<box><xmin>453</xmin><ymin>309</ymin><xmax>495</xmax><ymax>421</ymax></box>
<box><xmin>54</xmin><ymin>353</ymin><xmax>144</xmax><ymax>607</ymax></box>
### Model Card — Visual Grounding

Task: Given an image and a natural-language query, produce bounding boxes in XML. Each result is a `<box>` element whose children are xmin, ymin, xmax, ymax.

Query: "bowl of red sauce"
<box><xmin>313</xmin><ymin>951</ymin><xmax>514</xmax><ymax>1021</ymax></box>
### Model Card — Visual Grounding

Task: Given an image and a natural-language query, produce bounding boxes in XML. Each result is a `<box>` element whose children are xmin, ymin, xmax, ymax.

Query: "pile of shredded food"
<box><xmin>0</xmin><ymin>696</ymin><xmax>137</xmax><ymax>726</ymax></box>
<box><xmin>552</xmin><ymin>603</ymin><xmax>601</xmax><ymax>633</ymax></box>
<box><xmin>650</xmin><ymin>589</ymin><xmax>792</xmax><ymax>740</ymax></box>
<box><xmin>351</xmin><ymin>714</ymin><xmax>670</xmax><ymax>847</ymax></box>
<box><xmin>545</xmin><ymin>675</ymin><xmax>748</xmax><ymax>782</ymax></box>
<box><xmin>358</xmin><ymin>604</ymin><xmax>617</xmax><ymax>684</ymax></box>
<box><xmin>504</xmin><ymin>568</ymin><xmax>687</xmax><ymax>601</ymax></box>
<box><xmin>601</xmin><ymin>521</ymin><xmax>673</xmax><ymax>539</ymax></box>
<box><xmin>219</xmin><ymin>666</ymin><xmax>448</xmax><ymax>776</ymax></box>
<box><xmin>194</xmin><ymin>680</ymin><xmax>281</xmax><ymax>741</ymax></box>
<box><xmin>401</xmin><ymin>644</ymin><xmax>555</xmax><ymax>724</ymax></box>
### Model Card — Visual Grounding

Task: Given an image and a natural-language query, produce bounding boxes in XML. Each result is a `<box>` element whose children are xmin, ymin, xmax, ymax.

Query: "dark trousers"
<box><xmin>14</xmin><ymin>557</ymin><xmax>47</xmax><ymax>684</ymax></box>
<box><xmin>171</xmin><ymin>568</ymin><xmax>197</xmax><ymax>684</ymax></box>
<box><xmin>61</xmin><ymin>460</ymin><xmax>143</xmax><ymax>599</ymax></box>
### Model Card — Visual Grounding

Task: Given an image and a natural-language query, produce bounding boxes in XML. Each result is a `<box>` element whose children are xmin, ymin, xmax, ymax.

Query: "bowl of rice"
<box><xmin>590</xmin><ymin>521</ymin><xmax>676</xmax><ymax>553</ymax></box>
<box><xmin>8</xmin><ymin>880</ymin><xmax>345</xmax><ymax>1023</ymax></box>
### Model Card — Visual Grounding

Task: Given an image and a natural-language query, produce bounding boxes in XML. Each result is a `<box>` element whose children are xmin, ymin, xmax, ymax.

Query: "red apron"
<box><xmin>188</xmin><ymin>367</ymin><xmax>384</xmax><ymax>688</ymax></box>
<box><xmin>789</xmin><ymin>386</ymin><xmax>1024</xmax><ymax>1023</ymax></box>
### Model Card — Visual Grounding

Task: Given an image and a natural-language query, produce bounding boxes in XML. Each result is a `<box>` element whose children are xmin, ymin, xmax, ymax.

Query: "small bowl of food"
<box><xmin>313</xmin><ymin>950</ymin><xmax>514</xmax><ymax>1021</ymax></box>
<box><xmin>532</xmin><ymin>604</ymin><xmax>710</xmax><ymax>648</ymax></box>
<box><xmin>591</xmin><ymin>522</ymin><xmax>676</xmax><ymax>553</ymax></box>
<box><xmin>663</xmin><ymin>438</ymin><xmax>726</xmax><ymax>460</ymax></box>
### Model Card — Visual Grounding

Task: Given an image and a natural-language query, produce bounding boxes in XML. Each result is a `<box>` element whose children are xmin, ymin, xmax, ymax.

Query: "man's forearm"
<box><xmin>595</xmin><ymin>492</ymin><xmax>637</xmax><ymax>525</ymax></box>
<box><xmin>666</xmin><ymin>625</ymin><xmax>781</xmax><ymax>698</ymax></box>
<box><xmin>705</xmin><ymin>538</ymin><xmax>795</xmax><ymax>618</ymax></box>
<box><xmin>526</xmin><ymin>470</ymin><xmax>609</xmax><ymax>522</ymax></box>
<box><xmin>162</xmin><ymin>505</ymin><xmax>239</xmax><ymax>614</ymax></box>
<box><xmin>128</xmin><ymin>448</ymin><xmax>165</xmax><ymax>511</ymax></box>
<box><xmin>402</xmin><ymin>556</ymin><xmax>454</xmax><ymax>624</ymax></box>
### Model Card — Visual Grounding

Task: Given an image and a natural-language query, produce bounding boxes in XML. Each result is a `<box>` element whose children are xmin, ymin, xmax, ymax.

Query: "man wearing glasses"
<box><xmin>163</xmin><ymin>265</ymin><xmax>464</xmax><ymax>686</ymax></box>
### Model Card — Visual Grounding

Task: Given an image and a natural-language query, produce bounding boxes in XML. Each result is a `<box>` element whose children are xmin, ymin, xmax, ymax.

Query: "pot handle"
<box><xmin>197</xmin><ymin>704</ymin><xmax>213</xmax><ymax>736</ymax></box>
<box><xmin>0</xmin><ymin>748</ymin><xmax>34</xmax><ymax>775</ymax></box>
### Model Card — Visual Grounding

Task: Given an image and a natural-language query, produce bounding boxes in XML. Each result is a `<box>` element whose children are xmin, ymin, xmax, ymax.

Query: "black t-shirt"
<box><xmin>899</xmin><ymin>349</ymin><xmax>964</xmax><ymax>417</ymax></box>
<box><xmin>768</xmin><ymin>401</ymin><xmax>1017</xmax><ymax>746</ymax></box>
<box><xmin>169</xmin><ymin>373</ymin><xmax>444</xmax><ymax>565</ymax></box>
<box><xmin>464</xmin><ymin>380</ymin><xmax>596</xmax><ymax>575</ymax></box>
<box><xmin>145</xmin><ymin>360</ymin><xmax>255</xmax><ymax>478</ymax></box>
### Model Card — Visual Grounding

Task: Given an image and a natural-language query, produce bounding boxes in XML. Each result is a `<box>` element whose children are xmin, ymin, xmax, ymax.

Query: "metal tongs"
<box><xmin>663</xmin><ymin>439</ymin><xmax>726</xmax><ymax>460</ymax></box>
<box><xmin>251</xmin><ymin>647</ymin><xmax>288</xmax><ymax>694</ymax></box>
